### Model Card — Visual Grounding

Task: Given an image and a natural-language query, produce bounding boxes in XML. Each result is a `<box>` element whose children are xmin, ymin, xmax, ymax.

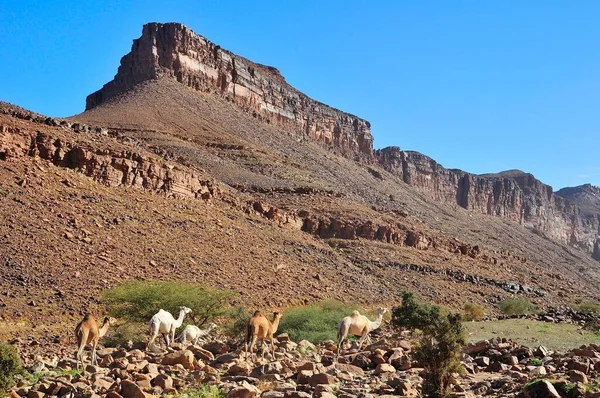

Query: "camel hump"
<box><xmin>82</xmin><ymin>313</ymin><xmax>91</xmax><ymax>321</ymax></box>
<box><xmin>253</xmin><ymin>310</ymin><xmax>262</xmax><ymax>316</ymax></box>
<box><xmin>351</xmin><ymin>310</ymin><xmax>360</xmax><ymax>317</ymax></box>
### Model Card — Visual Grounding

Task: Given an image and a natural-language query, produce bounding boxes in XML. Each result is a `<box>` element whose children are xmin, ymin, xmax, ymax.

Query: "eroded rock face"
<box><xmin>376</xmin><ymin>147</ymin><xmax>600</xmax><ymax>257</ymax></box>
<box><xmin>82</xmin><ymin>23</ymin><xmax>600</xmax><ymax>258</ymax></box>
<box><xmin>86</xmin><ymin>23</ymin><xmax>373</xmax><ymax>160</ymax></box>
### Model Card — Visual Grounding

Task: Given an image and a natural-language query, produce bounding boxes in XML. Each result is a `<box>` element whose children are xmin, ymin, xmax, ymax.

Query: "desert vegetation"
<box><xmin>0</xmin><ymin>341</ymin><xmax>22</xmax><ymax>390</ymax></box>
<box><xmin>498</xmin><ymin>296</ymin><xmax>538</xmax><ymax>315</ymax></box>
<box><xmin>277</xmin><ymin>300</ymin><xmax>362</xmax><ymax>343</ymax></box>
<box><xmin>392</xmin><ymin>292</ymin><xmax>465</xmax><ymax>398</ymax></box>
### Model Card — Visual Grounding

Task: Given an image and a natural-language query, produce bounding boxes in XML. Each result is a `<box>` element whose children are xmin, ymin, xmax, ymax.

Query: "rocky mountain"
<box><xmin>85</xmin><ymin>22</ymin><xmax>599</xmax><ymax>258</ymax></box>
<box><xmin>2</xmin><ymin>21</ymin><xmax>600</xmax><ymax>342</ymax></box>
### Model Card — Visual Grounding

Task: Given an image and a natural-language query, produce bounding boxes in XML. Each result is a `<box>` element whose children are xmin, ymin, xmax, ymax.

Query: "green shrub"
<box><xmin>529</xmin><ymin>358</ymin><xmax>543</xmax><ymax>366</ymax></box>
<box><xmin>574</xmin><ymin>300</ymin><xmax>600</xmax><ymax>316</ymax></box>
<box><xmin>278</xmin><ymin>300</ymin><xmax>359</xmax><ymax>343</ymax></box>
<box><xmin>0</xmin><ymin>341</ymin><xmax>22</xmax><ymax>391</ymax></box>
<box><xmin>103</xmin><ymin>322</ymin><xmax>147</xmax><ymax>347</ymax></box>
<box><xmin>102</xmin><ymin>280</ymin><xmax>234</xmax><ymax>327</ymax></box>
<box><xmin>392</xmin><ymin>292</ymin><xmax>465</xmax><ymax>398</ymax></box>
<box><xmin>498</xmin><ymin>297</ymin><xmax>538</xmax><ymax>315</ymax></box>
<box><xmin>224</xmin><ymin>307</ymin><xmax>253</xmax><ymax>339</ymax></box>
<box><xmin>462</xmin><ymin>303</ymin><xmax>485</xmax><ymax>321</ymax></box>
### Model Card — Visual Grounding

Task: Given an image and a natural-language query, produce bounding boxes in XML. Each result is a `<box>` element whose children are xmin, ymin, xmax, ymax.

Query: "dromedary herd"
<box><xmin>74</xmin><ymin>305</ymin><xmax>388</xmax><ymax>367</ymax></box>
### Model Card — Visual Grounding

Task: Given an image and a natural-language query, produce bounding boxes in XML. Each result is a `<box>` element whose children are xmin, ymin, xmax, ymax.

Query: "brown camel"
<box><xmin>75</xmin><ymin>314</ymin><xmax>116</xmax><ymax>369</ymax></box>
<box><xmin>245</xmin><ymin>311</ymin><xmax>282</xmax><ymax>359</ymax></box>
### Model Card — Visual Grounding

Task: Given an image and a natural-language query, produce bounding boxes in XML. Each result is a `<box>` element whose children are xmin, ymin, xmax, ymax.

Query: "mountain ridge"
<box><xmin>81</xmin><ymin>22</ymin><xmax>600</xmax><ymax>258</ymax></box>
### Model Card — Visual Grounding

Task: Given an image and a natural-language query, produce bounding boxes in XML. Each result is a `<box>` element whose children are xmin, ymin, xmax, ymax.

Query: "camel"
<box><xmin>148</xmin><ymin>306</ymin><xmax>192</xmax><ymax>348</ymax></box>
<box><xmin>337</xmin><ymin>307</ymin><xmax>388</xmax><ymax>354</ymax></box>
<box><xmin>245</xmin><ymin>311</ymin><xmax>282</xmax><ymax>359</ymax></box>
<box><xmin>74</xmin><ymin>314</ymin><xmax>116</xmax><ymax>369</ymax></box>
<box><xmin>177</xmin><ymin>322</ymin><xmax>218</xmax><ymax>345</ymax></box>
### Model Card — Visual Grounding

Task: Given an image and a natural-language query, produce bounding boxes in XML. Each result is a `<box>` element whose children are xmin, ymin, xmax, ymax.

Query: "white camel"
<box><xmin>177</xmin><ymin>322</ymin><xmax>218</xmax><ymax>345</ymax></box>
<box><xmin>337</xmin><ymin>307</ymin><xmax>388</xmax><ymax>354</ymax></box>
<box><xmin>148</xmin><ymin>306</ymin><xmax>192</xmax><ymax>348</ymax></box>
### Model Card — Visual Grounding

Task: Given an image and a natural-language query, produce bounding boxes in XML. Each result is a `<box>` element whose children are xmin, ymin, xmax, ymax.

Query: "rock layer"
<box><xmin>86</xmin><ymin>22</ymin><xmax>373</xmax><ymax>159</ymax></box>
<box><xmin>84</xmin><ymin>23</ymin><xmax>600</xmax><ymax>258</ymax></box>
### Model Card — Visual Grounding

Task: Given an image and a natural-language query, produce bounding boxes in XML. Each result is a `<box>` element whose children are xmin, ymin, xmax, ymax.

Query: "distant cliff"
<box><xmin>376</xmin><ymin>147</ymin><xmax>600</xmax><ymax>257</ymax></box>
<box><xmin>86</xmin><ymin>22</ymin><xmax>373</xmax><ymax>159</ymax></box>
<box><xmin>86</xmin><ymin>22</ymin><xmax>600</xmax><ymax>259</ymax></box>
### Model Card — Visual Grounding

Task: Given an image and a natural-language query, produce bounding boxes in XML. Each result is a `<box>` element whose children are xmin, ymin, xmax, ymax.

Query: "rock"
<box><xmin>297</xmin><ymin>370</ymin><xmax>314</xmax><ymax>384</ymax></box>
<box><xmin>568</xmin><ymin>369</ymin><xmax>588</xmax><ymax>384</ymax></box>
<box><xmin>152</xmin><ymin>374</ymin><xmax>173</xmax><ymax>390</ymax></box>
<box><xmin>27</xmin><ymin>391</ymin><xmax>45</xmax><ymax>398</ymax></box>
<box><xmin>464</xmin><ymin>341</ymin><xmax>488</xmax><ymax>355</ymax></box>
<box><xmin>374</xmin><ymin>363</ymin><xmax>396</xmax><ymax>375</ymax></box>
<box><xmin>334</xmin><ymin>363</ymin><xmax>365</xmax><ymax>376</ymax></box>
<box><xmin>120</xmin><ymin>380</ymin><xmax>147</xmax><ymax>398</ymax></box>
<box><xmin>529</xmin><ymin>366</ymin><xmax>547</xmax><ymax>376</ymax></box>
<box><xmin>277</xmin><ymin>333</ymin><xmax>290</xmax><ymax>342</ymax></box>
<box><xmin>298</xmin><ymin>340</ymin><xmax>316</xmax><ymax>351</ymax></box>
<box><xmin>227</xmin><ymin>385</ymin><xmax>259</xmax><ymax>398</ymax></box>
<box><xmin>522</xmin><ymin>379</ymin><xmax>560</xmax><ymax>398</ymax></box>
<box><xmin>162</xmin><ymin>350</ymin><xmax>195</xmax><ymax>370</ymax></box>
<box><xmin>351</xmin><ymin>354</ymin><xmax>373</xmax><ymax>369</ymax></box>
<box><xmin>475</xmin><ymin>356</ymin><xmax>490</xmax><ymax>367</ymax></box>
<box><xmin>228</xmin><ymin>362</ymin><xmax>253</xmax><ymax>376</ymax></box>
<box><xmin>309</xmin><ymin>373</ymin><xmax>338</xmax><ymax>387</ymax></box>
<box><xmin>533</xmin><ymin>345</ymin><xmax>549</xmax><ymax>357</ymax></box>
<box><xmin>204</xmin><ymin>341</ymin><xmax>230</xmax><ymax>355</ymax></box>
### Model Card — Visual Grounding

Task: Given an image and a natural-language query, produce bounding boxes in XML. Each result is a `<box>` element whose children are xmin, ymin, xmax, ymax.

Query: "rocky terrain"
<box><xmin>83</xmin><ymin>22</ymin><xmax>600</xmax><ymax>257</ymax></box>
<box><xmin>2</xmin><ymin>21</ymin><xmax>600</xmax><ymax>344</ymax></box>
<box><xmin>8</xmin><ymin>323</ymin><xmax>600</xmax><ymax>398</ymax></box>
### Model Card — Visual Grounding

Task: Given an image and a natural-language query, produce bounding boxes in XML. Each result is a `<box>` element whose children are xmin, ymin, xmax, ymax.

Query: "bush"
<box><xmin>498</xmin><ymin>297</ymin><xmax>537</xmax><ymax>315</ymax></box>
<box><xmin>0</xmin><ymin>341</ymin><xmax>22</xmax><ymax>391</ymax></box>
<box><xmin>392</xmin><ymin>292</ymin><xmax>465</xmax><ymax>398</ymax></box>
<box><xmin>103</xmin><ymin>322</ymin><xmax>147</xmax><ymax>348</ymax></box>
<box><xmin>224</xmin><ymin>307</ymin><xmax>253</xmax><ymax>340</ymax></box>
<box><xmin>278</xmin><ymin>300</ymin><xmax>360</xmax><ymax>343</ymax></box>
<box><xmin>573</xmin><ymin>300</ymin><xmax>600</xmax><ymax>316</ymax></box>
<box><xmin>462</xmin><ymin>302</ymin><xmax>485</xmax><ymax>321</ymax></box>
<box><xmin>102</xmin><ymin>280</ymin><xmax>234</xmax><ymax>327</ymax></box>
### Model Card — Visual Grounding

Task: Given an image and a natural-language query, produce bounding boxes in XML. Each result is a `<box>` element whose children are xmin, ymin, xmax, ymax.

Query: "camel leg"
<box><xmin>358</xmin><ymin>332</ymin><xmax>369</xmax><ymax>351</ymax></box>
<box><xmin>91</xmin><ymin>340</ymin><xmax>98</xmax><ymax>366</ymax></box>
<box><xmin>163</xmin><ymin>333</ymin><xmax>170</xmax><ymax>347</ymax></box>
<box><xmin>248</xmin><ymin>335</ymin><xmax>258</xmax><ymax>360</ymax></box>
<box><xmin>148</xmin><ymin>327</ymin><xmax>158</xmax><ymax>349</ymax></box>
<box><xmin>76</xmin><ymin>344</ymin><xmax>85</xmax><ymax>370</ymax></box>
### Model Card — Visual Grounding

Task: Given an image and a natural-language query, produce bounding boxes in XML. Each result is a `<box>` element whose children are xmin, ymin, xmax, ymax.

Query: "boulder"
<box><xmin>120</xmin><ymin>380</ymin><xmax>147</xmax><ymax>398</ymax></box>
<box><xmin>309</xmin><ymin>373</ymin><xmax>338</xmax><ymax>387</ymax></box>
<box><xmin>374</xmin><ymin>363</ymin><xmax>396</xmax><ymax>375</ymax></box>
<box><xmin>162</xmin><ymin>350</ymin><xmax>195</xmax><ymax>370</ymax></box>
<box><xmin>522</xmin><ymin>379</ymin><xmax>560</xmax><ymax>398</ymax></box>
<box><xmin>152</xmin><ymin>374</ymin><xmax>173</xmax><ymax>390</ymax></box>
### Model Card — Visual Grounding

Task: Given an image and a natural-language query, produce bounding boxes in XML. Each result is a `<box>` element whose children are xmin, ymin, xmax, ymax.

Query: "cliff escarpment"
<box><xmin>376</xmin><ymin>147</ymin><xmax>600</xmax><ymax>256</ymax></box>
<box><xmin>84</xmin><ymin>23</ymin><xmax>599</xmax><ymax>259</ymax></box>
<box><xmin>86</xmin><ymin>22</ymin><xmax>373</xmax><ymax>159</ymax></box>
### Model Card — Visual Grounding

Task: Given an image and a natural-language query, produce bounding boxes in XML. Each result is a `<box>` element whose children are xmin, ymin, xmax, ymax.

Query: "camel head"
<box><xmin>273</xmin><ymin>311</ymin><xmax>282</xmax><ymax>321</ymax></box>
<box><xmin>377</xmin><ymin>307</ymin><xmax>388</xmax><ymax>316</ymax></box>
<box><xmin>102</xmin><ymin>316</ymin><xmax>118</xmax><ymax>325</ymax></box>
<box><xmin>180</xmin><ymin>306</ymin><xmax>192</xmax><ymax>315</ymax></box>
<box><xmin>207</xmin><ymin>322</ymin><xmax>218</xmax><ymax>331</ymax></box>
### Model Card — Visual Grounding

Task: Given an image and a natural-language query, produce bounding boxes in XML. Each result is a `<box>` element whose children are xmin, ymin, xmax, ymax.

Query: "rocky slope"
<box><xmin>9</xmin><ymin>324</ymin><xmax>600</xmax><ymax>398</ymax></box>
<box><xmin>84</xmin><ymin>22</ymin><xmax>600</xmax><ymax>258</ymax></box>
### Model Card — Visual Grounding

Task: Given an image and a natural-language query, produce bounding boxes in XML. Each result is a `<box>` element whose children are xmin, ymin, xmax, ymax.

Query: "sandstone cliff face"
<box><xmin>84</xmin><ymin>23</ymin><xmax>599</xmax><ymax>259</ymax></box>
<box><xmin>86</xmin><ymin>23</ymin><xmax>373</xmax><ymax>159</ymax></box>
<box><xmin>375</xmin><ymin>147</ymin><xmax>600</xmax><ymax>255</ymax></box>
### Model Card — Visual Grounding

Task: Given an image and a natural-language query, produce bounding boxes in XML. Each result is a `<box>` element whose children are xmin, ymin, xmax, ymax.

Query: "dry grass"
<box><xmin>464</xmin><ymin>319</ymin><xmax>600</xmax><ymax>352</ymax></box>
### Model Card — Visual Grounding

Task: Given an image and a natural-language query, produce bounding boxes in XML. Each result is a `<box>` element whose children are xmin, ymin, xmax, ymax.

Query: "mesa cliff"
<box><xmin>86</xmin><ymin>23</ymin><xmax>373</xmax><ymax>159</ymax></box>
<box><xmin>85</xmin><ymin>22</ymin><xmax>599</xmax><ymax>258</ymax></box>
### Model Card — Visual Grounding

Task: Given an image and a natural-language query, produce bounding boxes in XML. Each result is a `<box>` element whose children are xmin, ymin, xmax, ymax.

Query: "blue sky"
<box><xmin>1</xmin><ymin>1</ymin><xmax>598</xmax><ymax>190</ymax></box>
